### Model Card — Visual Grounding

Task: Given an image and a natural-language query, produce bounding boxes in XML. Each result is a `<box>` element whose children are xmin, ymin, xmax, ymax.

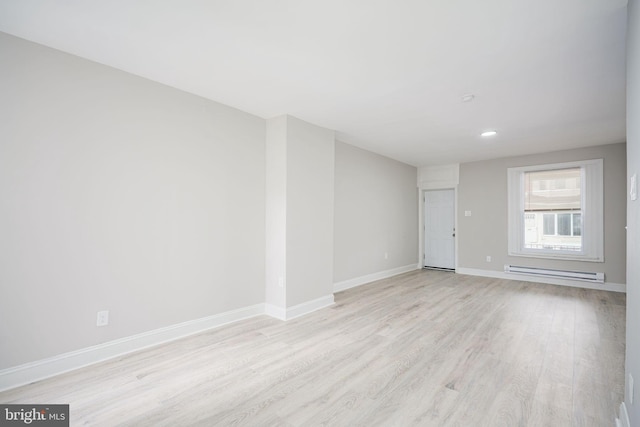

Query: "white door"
<box><xmin>424</xmin><ymin>189</ymin><xmax>455</xmax><ymax>269</ymax></box>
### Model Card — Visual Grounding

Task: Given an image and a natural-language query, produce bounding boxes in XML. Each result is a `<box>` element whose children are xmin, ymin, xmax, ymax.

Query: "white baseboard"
<box><xmin>333</xmin><ymin>264</ymin><xmax>419</xmax><ymax>293</ymax></box>
<box><xmin>0</xmin><ymin>303</ymin><xmax>265</xmax><ymax>393</ymax></box>
<box><xmin>456</xmin><ymin>267</ymin><xmax>626</xmax><ymax>293</ymax></box>
<box><xmin>617</xmin><ymin>402</ymin><xmax>630</xmax><ymax>427</ymax></box>
<box><xmin>0</xmin><ymin>292</ymin><xmax>340</xmax><ymax>392</ymax></box>
<box><xmin>285</xmin><ymin>294</ymin><xmax>335</xmax><ymax>320</ymax></box>
<box><xmin>264</xmin><ymin>303</ymin><xmax>287</xmax><ymax>321</ymax></box>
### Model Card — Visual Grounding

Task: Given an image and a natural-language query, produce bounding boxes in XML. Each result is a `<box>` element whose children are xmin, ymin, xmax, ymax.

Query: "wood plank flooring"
<box><xmin>0</xmin><ymin>270</ymin><xmax>626</xmax><ymax>426</ymax></box>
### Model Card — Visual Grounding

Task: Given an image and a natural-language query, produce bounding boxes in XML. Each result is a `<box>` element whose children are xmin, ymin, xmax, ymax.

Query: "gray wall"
<box><xmin>265</xmin><ymin>115</ymin><xmax>335</xmax><ymax>312</ymax></box>
<box><xmin>458</xmin><ymin>143</ymin><xmax>627</xmax><ymax>284</ymax></box>
<box><xmin>0</xmin><ymin>33</ymin><xmax>266</xmax><ymax>369</ymax></box>
<box><xmin>265</xmin><ymin>115</ymin><xmax>287</xmax><ymax>311</ymax></box>
<box><xmin>626</xmin><ymin>0</ymin><xmax>640</xmax><ymax>422</ymax></box>
<box><xmin>0</xmin><ymin>32</ymin><xmax>417</xmax><ymax>372</ymax></box>
<box><xmin>333</xmin><ymin>141</ymin><xmax>418</xmax><ymax>283</ymax></box>
<box><xmin>286</xmin><ymin>117</ymin><xmax>335</xmax><ymax>306</ymax></box>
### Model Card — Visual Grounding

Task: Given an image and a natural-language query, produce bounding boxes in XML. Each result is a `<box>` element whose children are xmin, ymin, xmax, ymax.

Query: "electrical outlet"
<box><xmin>96</xmin><ymin>310</ymin><xmax>109</xmax><ymax>327</ymax></box>
<box><xmin>278</xmin><ymin>277</ymin><xmax>284</xmax><ymax>288</ymax></box>
<box><xmin>464</xmin><ymin>210</ymin><xmax>472</xmax><ymax>217</ymax></box>
<box><xmin>486</xmin><ymin>256</ymin><xmax>492</xmax><ymax>262</ymax></box>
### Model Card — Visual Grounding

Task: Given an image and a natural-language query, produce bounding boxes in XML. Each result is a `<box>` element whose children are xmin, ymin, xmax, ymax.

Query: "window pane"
<box><xmin>543</xmin><ymin>214</ymin><xmax>555</xmax><ymax>235</ymax></box>
<box><xmin>557</xmin><ymin>213</ymin><xmax>571</xmax><ymax>236</ymax></box>
<box><xmin>573</xmin><ymin>213</ymin><xmax>582</xmax><ymax>236</ymax></box>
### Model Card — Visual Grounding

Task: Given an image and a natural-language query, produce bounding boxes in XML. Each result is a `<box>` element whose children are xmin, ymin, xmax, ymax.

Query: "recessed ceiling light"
<box><xmin>481</xmin><ymin>130</ymin><xmax>497</xmax><ymax>137</ymax></box>
<box><xmin>461</xmin><ymin>94</ymin><xmax>475</xmax><ymax>103</ymax></box>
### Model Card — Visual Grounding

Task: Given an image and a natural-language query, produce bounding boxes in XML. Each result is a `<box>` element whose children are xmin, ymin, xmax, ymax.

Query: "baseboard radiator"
<box><xmin>504</xmin><ymin>265</ymin><xmax>605</xmax><ymax>283</ymax></box>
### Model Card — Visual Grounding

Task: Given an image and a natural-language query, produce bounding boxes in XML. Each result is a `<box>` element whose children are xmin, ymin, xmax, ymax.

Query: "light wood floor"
<box><xmin>0</xmin><ymin>270</ymin><xmax>626</xmax><ymax>426</ymax></box>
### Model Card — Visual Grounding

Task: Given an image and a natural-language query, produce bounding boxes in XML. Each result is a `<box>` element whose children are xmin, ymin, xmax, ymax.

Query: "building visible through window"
<box><xmin>523</xmin><ymin>167</ymin><xmax>582</xmax><ymax>251</ymax></box>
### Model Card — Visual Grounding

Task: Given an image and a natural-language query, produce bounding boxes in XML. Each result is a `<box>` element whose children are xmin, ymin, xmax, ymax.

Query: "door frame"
<box><xmin>418</xmin><ymin>186</ymin><xmax>458</xmax><ymax>271</ymax></box>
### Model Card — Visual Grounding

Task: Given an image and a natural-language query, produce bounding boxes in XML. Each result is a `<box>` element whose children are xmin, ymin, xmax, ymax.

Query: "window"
<box><xmin>543</xmin><ymin>214</ymin><xmax>555</xmax><ymax>235</ymax></box>
<box><xmin>572</xmin><ymin>213</ymin><xmax>581</xmax><ymax>236</ymax></box>
<box><xmin>542</xmin><ymin>212</ymin><xmax>582</xmax><ymax>236</ymax></box>
<box><xmin>508</xmin><ymin>159</ymin><xmax>603</xmax><ymax>261</ymax></box>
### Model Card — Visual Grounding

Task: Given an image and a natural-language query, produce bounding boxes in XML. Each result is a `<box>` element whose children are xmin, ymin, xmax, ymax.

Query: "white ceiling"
<box><xmin>0</xmin><ymin>0</ymin><xmax>629</xmax><ymax>166</ymax></box>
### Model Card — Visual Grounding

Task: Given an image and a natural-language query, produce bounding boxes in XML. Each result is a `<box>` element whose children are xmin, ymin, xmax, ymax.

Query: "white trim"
<box><xmin>0</xmin><ymin>303</ymin><xmax>265</xmax><ymax>393</ymax></box>
<box><xmin>284</xmin><ymin>295</ymin><xmax>335</xmax><ymax>320</ymax></box>
<box><xmin>264</xmin><ymin>303</ymin><xmax>287</xmax><ymax>321</ymax></box>
<box><xmin>333</xmin><ymin>264</ymin><xmax>419</xmax><ymax>293</ymax></box>
<box><xmin>0</xmin><ymin>292</ymin><xmax>341</xmax><ymax>392</ymax></box>
<box><xmin>617</xmin><ymin>402</ymin><xmax>630</xmax><ymax>427</ymax></box>
<box><xmin>456</xmin><ymin>267</ymin><xmax>626</xmax><ymax>293</ymax></box>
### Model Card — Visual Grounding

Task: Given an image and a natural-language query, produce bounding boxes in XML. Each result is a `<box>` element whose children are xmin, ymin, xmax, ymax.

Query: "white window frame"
<box><xmin>507</xmin><ymin>159</ymin><xmax>603</xmax><ymax>262</ymax></box>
